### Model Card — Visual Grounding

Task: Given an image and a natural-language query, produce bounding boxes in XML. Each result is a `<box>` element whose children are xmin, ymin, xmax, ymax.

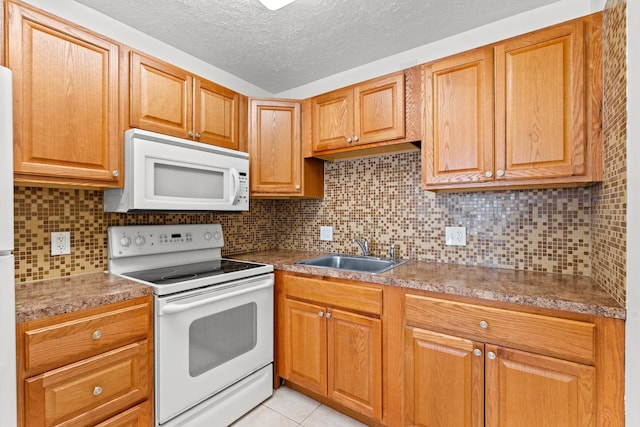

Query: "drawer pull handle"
<box><xmin>479</xmin><ymin>320</ymin><xmax>489</xmax><ymax>329</ymax></box>
<box><xmin>93</xmin><ymin>386</ymin><xmax>103</xmax><ymax>396</ymax></box>
<box><xmin>326</xmin><ymin>312</ymin><xmax>332</xmax><ymax>319</ymax></box>
<box><xmin>487</xmin><ymin>351</ymin><xmax>497</xmax><ymax>360</ymax></box>
<box><xmin>318</xmin><ymin>311</ymin><xmax>324</xmax><ymax>317</ymax></box>
<box><xmin>92</xmin><ymin>330</ymin><xmax>102</xmax><ymax>340</ymax></box>
<box><xmin>473</xmin><ymin>349</ymin><xmax>482</xmax><ymax>357</ymax></box>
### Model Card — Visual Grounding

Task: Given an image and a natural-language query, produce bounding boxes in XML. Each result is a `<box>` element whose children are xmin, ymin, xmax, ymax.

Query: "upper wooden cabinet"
<box><xmin>249</xmin><ymin>98</ymin><xmax>323</xmax><ymax>198</ymax></box>
<box><xmin>423</xmin><ymin>14</ymin><xmax>603</xmax><ymax>191</ymax></box>
<box><xmin>130</xmin><ymin>51</ymin><xmax>245</xmax><ymax>151</ymax></box>
<box><xmin>311</xmin><ymin>69</ymin><xmax>421</xmax><ymax>160</ymax></box>
<box><xmin>6</xmin><ymin>1</ymin><xmax>123</xmax><ymax>188</ymax></box>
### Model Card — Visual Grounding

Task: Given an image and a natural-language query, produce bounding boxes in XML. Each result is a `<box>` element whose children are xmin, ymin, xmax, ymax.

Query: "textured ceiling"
<box><xmin>73</xmin><ymin>0</ymin><xmax>559</xmax><ymax>93</ymax></box>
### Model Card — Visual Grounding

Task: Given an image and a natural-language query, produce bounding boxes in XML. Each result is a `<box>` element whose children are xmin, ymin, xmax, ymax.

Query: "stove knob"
<box><xmin>120</xmin><ymin>236</ymin><xmax>131</xmax><ymax>247</ymax></box>
<box><xmin>213</xmin><ymin>231</ymin><xmax>222</xmax><ymax>240</ymax></box>
<box><xmin>204</xmin><ymin>232</ymin><xmax>213</xmax><ymax>241</ymax></box>
<box><xmin>134</xmin><ymin>235</ymin><xmax>146</xmax><ymax>246</ymax></box>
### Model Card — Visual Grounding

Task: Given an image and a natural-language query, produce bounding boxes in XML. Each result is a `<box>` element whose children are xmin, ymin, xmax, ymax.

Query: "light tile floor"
<box><xmin>232</xmin><ymin>385</ymin><xmax>367</xmax><ymax>427</ymax></box>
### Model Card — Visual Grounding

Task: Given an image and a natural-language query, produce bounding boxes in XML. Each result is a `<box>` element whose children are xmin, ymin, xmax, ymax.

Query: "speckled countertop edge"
<box><xmin>231</xmin><ymin>250</ymin><xmax>626</xmax><ymax>320</ymax></box>
<box><xmin>15</xmin><ymin>272</ymin><xmax>153</xmax><ymax>323</ymax></box>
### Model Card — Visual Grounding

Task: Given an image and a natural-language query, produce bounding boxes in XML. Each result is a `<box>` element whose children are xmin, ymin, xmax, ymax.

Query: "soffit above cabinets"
<box><xmin>72</xmin><ymin>0</ymin><xmax>560</xmax><ymax>94</ymax></box>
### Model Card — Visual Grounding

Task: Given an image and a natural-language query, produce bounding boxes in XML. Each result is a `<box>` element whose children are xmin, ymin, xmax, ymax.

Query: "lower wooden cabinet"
<box><xmin>278</xmin><ymin>273</ymin><xmax>384</xmax><ymax>422</ymax></box>
<box><xmin>16</xmin><ymin>297</ymin><xmax>154</xmax><ymax>427</ymax></box>
<box><xmin>404</xmin><ymin>292</ymin><xmax>623</xmax><ymax>427</ymax></box>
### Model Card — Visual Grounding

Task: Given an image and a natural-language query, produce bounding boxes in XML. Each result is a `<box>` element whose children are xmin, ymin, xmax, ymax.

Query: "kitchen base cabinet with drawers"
<box><xmin>16</xmin><ymin>296</ymin><xmax>154</xmax><ymax>427</ymax></box>
<box><xmin>275</xmin><ymin>271</ymin><xmax>404</xmax><ymax>426</ymax></box>
<box><xmin>403</xmin><ymin>292</ymin><xmax>624</xmax><ymax>427</ymax></box>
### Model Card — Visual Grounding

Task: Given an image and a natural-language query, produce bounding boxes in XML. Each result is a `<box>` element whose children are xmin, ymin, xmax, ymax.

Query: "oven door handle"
<box><xmin>158</xmin><ymin>281</ymin><xmax>273</xmax><ymax>316</ymax></box>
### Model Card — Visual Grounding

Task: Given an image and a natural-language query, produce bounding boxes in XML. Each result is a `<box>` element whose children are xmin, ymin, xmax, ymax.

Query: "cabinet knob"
<box><xmin>93</xmin><ymin>386</ymin><xmax>103</xmax><ymax>396</ymax></box>
<box><xmin>326</xmin><ymin>312</ymin><xmax>332</xmax><ymax>319</ymax></box>
<box><xmin>295</xmin><ymin>184</ymin><xmax>301</xmax><ymax>190</ymax></box>
<box><xmin>473</xmin><ymin>348</ymin><xmax>482</xmax><ymax>357</ymax></box>
<box><xmin>353</xmin><ymin>135</ymin><xmax>359</xmax><ymax>142</ymax></box>
<box><xmin>487</xmin><ymin>351</ymin><xmax>497</xmax><ymax>360</ymax></box>
<box><xmin>318</xmin><ymin>311</ymin><xmax>324</xmax><ymax>317</ymax></box>
<box><xmin>346</xmin><ymin>137</ymin><xmax>352</xmax><ymax>143</ymax></box>
<box><xmin>111</xmin><ymin>170</ymin><xmax>120</xmax><ymax>177</ymax></box>
<box><xmin>485</xmin><ymin>171</ymin><xmax>493</xmax><ymax>178</ymax></box>
<box><xmin>188</xmin><ymin>131</ymin><xmax>194</xmax><ymax>137</ymax></box>
<box><xmin>92</xmin><ymin>330</ymin><xmax>102</xmax><ymax>340</ymax></box>
<box><xmin>496</xmin><ymin>169</ymin><xmax>505</xmax><ymax>177</ymax></box>
<box><xmin>195</xmin><ymin>132</ymin><xmax>201</xmax><ymax>139</ymax></box>
<box><xmin>479</xmin><ymin>320</ymin><xmax>489</xmax><ymax>329</ymax></box>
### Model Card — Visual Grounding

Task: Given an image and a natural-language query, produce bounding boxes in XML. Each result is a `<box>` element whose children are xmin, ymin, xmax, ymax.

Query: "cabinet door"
<box><xmin>94</xmin><ymin>401</ymin><xmax>151</xmax><ymax>427</ymax></box>
<box><xmin>130</xmin><ymin>52</ymin><xmax>193</xmax><ymax>139</ymax></box>
<box><xmin>485</xmin><ymin>344</ymin><xmax>595</xmax><ymax>427</ymax></box>
<box><xmin>495</xmin><ymin>21</ymin><xmax>586</xmax><ymax>180</ymax></box>
<box><xmin>7</xmin><ymin>2</ymin><xmax>121</xmax><ymax>186</ymax></box>
<box><xmin>249</xmin><ymin>99</ymin><xmax>302</xmax><ymax>194</ymax></box>
<box><xmin>327</xmin><ymin>308</ymin><xmax>382</xmax><ymax>420</ymax></box>
<box><xmin>195</xmin><ymin>78</ymin><xmax>240</xmax><ymax>149</ymax></box>
<box><xmin>312</xmin><ymin>87</ymin><xmax>353</xmax><ymax>152</ymax></box>
<box><xmin>422</xmin><ymin>48</ymin><xmax>494</xmax><ymax>187</ymax></box>
<box><xmin>283</xmin><ymin>298</ymin><xmax>327</xmax><ymax>395</ymax></box>
<box><xmin>404</xmin><ymin>327</ymin><xmax>484</xmax><ymax>427</ymax></box>
<box><xmin>354</xmin><ymin>72</ymin><xmax>405</xmax><ymax>145</ymax></box>
<box><xmin>25</xmin><ymin>341</ymin><xmax>150</xmax><ymax>427</ymax></box>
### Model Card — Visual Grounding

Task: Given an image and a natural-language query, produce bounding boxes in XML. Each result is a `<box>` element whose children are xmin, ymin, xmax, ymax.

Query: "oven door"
<box><xmin>155</xmin><ymin>274</ymin><xmax>274</xmax><ymax>425</ymax></box>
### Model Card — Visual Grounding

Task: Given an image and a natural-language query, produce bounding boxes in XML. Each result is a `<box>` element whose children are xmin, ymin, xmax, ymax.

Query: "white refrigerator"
<box><xmin>0</xmin><ymin>65</ymin><xmax>17</xmax><ymax>425</ymax></box>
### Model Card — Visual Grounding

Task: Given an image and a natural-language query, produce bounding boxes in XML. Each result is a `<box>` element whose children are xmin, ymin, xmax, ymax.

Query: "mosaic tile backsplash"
<box><xmin>591</xmin><ymin>0</ymin><xmax>627</xmax><ymax>305</ymax></box>
<box><xmin>13</xmin><ymin>150</ymin><xmax>593</xmax><ymax>284</ymax></box>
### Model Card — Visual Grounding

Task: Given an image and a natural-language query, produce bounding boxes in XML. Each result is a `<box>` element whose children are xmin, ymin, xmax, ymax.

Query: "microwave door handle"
<box><xmin>230</xmin><ymin>168</ymin><xmax>240</xmax><ymax>204</ymax></box>
<box><xmin>159</xmin><ymin>281</ymin><xmax>272</xmax><ymax>316</ymax></box>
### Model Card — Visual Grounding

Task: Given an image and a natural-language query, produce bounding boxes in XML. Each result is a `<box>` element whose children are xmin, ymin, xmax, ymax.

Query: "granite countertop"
<box><xmin>231</xmin><ymin>249</ymin><xmax>626</xmax><ymax>320</ymax></box>
<box><xmin>16</xmin><ymin>272</ymin><xmax>153</xmax><ymax>324</ymax></box>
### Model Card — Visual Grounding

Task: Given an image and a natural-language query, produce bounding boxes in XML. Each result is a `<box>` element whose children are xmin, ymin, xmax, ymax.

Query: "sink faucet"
<box><xmin>352</xmin><ymin>238</ymin><xmax>370</xmax><ymax>256</ymax></box>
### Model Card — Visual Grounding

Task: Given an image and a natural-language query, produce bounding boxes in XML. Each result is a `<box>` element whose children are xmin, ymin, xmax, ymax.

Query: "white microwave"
<box><xmin>104</xmin><ymin>129</ymin><xmax>249</xmax><ymax>212</ymax></box>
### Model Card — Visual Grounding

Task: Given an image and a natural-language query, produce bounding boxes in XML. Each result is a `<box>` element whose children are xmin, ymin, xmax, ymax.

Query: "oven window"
<box><xmin>155</xmin><ymin>163</ymin><xmax>224</xmax><ymax>199</ymax></box>
<box><xmin>188</xmin><ymin>302</ymin><xmax>257</xmax><ymax>377</ymax></box>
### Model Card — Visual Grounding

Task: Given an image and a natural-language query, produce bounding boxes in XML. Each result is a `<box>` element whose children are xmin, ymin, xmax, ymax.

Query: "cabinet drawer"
<box><xmin>23</xmin><ymin>301</ymin><xmax>151</xmax><ymax>376</ymax></box>
<box><xmin>25</xmin><ymin>341</ymin><xmax>150</xmax><ymax>427</ymax></box>
<box><xmin>95</xmin><ymin>400</ymin><xmax>152</xmax><ymax>427</ymax></box>
<box><xmin>284</xmin><ymin>275</ymin><xmax>382</xmax><ymax>315</ymax></box>
<box><xmin>405</xmin><ymin>294</ymin><xmax>595</xmax><ymax>364</ymax></box>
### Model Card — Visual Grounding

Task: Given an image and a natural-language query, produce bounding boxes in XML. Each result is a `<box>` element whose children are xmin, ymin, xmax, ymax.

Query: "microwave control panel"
<box><xmin>236</xmin><ymin>172</ymin><xmax>249</xmax><ymax>206</ymax></box>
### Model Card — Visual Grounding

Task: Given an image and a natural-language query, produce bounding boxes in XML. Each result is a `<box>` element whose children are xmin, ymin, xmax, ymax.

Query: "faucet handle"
<box><xmin>390</xmin><ymin>243</ymin><xmax>397</xmax><ymax>259</ymax></box>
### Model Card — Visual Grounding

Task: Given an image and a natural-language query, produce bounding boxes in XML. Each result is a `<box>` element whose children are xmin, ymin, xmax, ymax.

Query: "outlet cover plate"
<box><xmin>445</xmin><ymin>227</ymin><xmax>466</xmax><ymax>246</ymax></box>
<box><xmin>51</xmin><ymin>231</ymin><xmax>71</xmax><ymax>255</ymax></box>
<box><xmin>320</xmin><ymin>226</ymin><xmax>333</xmax><ymax>241</ymax></box>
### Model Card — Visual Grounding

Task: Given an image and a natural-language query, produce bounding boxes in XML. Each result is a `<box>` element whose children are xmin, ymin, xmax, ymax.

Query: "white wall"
<box><xmin>626</xmin><ymin>0</ymin><xmax>638</xmax><ymax>423</ymax></box>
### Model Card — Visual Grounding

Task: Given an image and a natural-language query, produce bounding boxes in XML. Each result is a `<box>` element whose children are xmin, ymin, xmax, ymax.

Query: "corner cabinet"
<box><xmin>422</xmin><ymin>13</ymin><xmax>603</xmax><ymax>191</ymax></box>
<box><xmin>6</xmin><ymin>1</ymin><xmax>123</xmax><ymax>188</ymax></box>
<box><xmin>130</xmin><ymin>51</ymin><xmax>246</xmax><ymax>151</ymax></box>
<box><xmin>404</xmin><ymin>292</ymin><xmax>624</xmax><ymax>427</ymax></box>
<box><xmin>249</xmin><ymin>98</ymin><xmax>323</xmax><ymax>197</ymax></box>
<box><xmin>311</xmin><ymin>68</ymin><xmax>421</xmax><ymax>161</ymax></box>
<box><xmin>16</xmin><ymin>297</ymin><xmax>154</xmax><ymax>427</ymax></box>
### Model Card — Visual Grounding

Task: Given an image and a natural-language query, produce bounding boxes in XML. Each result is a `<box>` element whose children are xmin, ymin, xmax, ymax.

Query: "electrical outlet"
<box><xmin>445</xmin><ymin>227</ymin><xmax>466</xmax><ymax>246</ymax></box>
<box><xmin>51</xmin><ymin>231</ymin><xmax>71</xmax><ymax>255</ymax></box>
<box><xmin>320</xmin><ymin>226</ymin><xmax>333</xmax><ymax>241</ymax></box>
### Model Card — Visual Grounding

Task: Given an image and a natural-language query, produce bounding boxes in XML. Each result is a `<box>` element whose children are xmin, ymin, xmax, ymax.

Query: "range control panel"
<box><xmin>108</xmin><ymin>224</ymin><xmax>224</xmax><ymax>258</ymax></box>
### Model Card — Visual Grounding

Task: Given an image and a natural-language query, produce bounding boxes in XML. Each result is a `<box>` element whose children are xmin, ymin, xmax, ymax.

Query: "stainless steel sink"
<box><xmin>295</xmin><ymin>254</ymin><xmax>407</xmax><ymax>274</ymax></box>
